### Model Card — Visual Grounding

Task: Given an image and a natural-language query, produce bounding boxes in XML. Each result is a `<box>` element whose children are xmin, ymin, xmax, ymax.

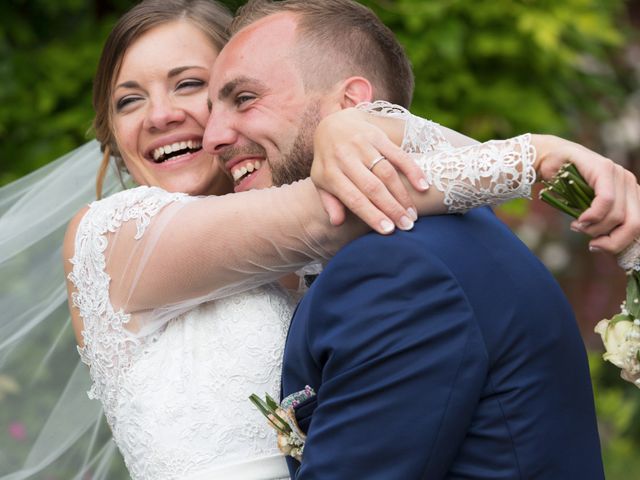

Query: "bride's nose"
<box><xmin>144</xmin><ymin>97</ymin><xmax>186</xmax><ymax>131</ymax></box>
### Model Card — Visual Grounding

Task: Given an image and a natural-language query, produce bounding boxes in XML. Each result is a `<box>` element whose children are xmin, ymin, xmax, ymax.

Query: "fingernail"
<box><xmin>398</xmin><ymin>216</ymin><xmax>414</xmax><ymax>231</ymax></box>
<box><xmin>589</xmin><ymin>246</ymin><xmax>602</xmax><ymax>253</ymax></box>
<box><xmin>419</xmin><ymin>179</ymin><xmax>429</xmax><ymax>191</ymax></box>
<box><xmin>408</xmin><ymin>208</ymin><xmax>418</xmax><ymax>221</ymax></box>
<box><xmin>578</xmin><ymin>222</ymin><xmax>591</xmax><ymax>229</ymax></box>
<box><xmin>570</xmin><ymin>224</ymin><xmax>581</xmax><ymax>233</ymax></box>
<box><xmin>380</xmin><ymin>219</ymin><xmax>395</xmax><ymax>234</ymax></box>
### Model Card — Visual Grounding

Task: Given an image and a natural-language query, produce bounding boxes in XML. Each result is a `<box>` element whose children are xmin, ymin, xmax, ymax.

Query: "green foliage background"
<box><xmin>1</xmin><ymin>0</ymin><xmax>639</xmax><ymax>478</ymax></box>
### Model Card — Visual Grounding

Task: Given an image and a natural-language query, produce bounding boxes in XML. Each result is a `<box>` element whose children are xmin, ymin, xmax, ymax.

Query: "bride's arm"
<box><xmin>63</xmin><ymin>106</ymin><xmax>638</xmax><ymax>337</ymax></box>
<box><xmin>63</xmin><ymin>179</ymin><xmax>367</xmax><ymax>317</ymax></box>
<box><xmin>311</xmin><ymin>104</ymin><xmax>640</xmax><ymax>254</ymax></box>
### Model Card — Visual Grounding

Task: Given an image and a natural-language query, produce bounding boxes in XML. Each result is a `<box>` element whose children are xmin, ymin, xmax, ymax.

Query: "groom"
<box><xmin>204</xmin><ymin>0</ymin><xmax>605</xmax><ymax>478</ymax></box>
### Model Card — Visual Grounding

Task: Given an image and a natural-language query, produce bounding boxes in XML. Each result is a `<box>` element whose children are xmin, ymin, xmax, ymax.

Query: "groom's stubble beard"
<box><xmin>217</xmin><ymin>101</ymin><xmax>322</xmax><ymax>189</ymax></box>
<box><xmin>271</xmin><ymin>101</ymin><xmax>322</xmax><ymax>187</ymax></box>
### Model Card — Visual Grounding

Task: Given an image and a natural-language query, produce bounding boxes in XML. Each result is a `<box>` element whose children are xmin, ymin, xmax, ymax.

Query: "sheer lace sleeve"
<box><xmin>357</xmin><ymin>101</ymin><xmax>537</xmax><ymax>213</ymax></box>
<box><xmin>66</xmin><ymin>181</ymin><xmax>364</xmax><ymax>334</ymax></box>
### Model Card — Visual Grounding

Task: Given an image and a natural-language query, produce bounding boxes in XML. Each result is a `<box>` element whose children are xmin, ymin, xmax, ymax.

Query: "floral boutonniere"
<box><xmin>541</xmin><ymin>163</ymin><xmax>640</xmax><ymax>388</ymax></box>
<box><xmin>249</xmin><ymin>385</ymin><xmax>316</xmax><ymax>461</ymax></box>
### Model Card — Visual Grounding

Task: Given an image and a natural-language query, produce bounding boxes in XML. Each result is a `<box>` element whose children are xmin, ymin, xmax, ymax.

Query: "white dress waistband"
<box><xmin>186</xmin><ymin>454</ymin><xmax>289</xmax><ymax>480</ymax></box>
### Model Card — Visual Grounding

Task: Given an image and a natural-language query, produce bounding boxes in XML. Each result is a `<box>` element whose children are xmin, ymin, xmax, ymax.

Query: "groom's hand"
<box><xmin>532</xmin><ymin>134</ymin><xmax>640</xmax><ymax>254</ymax></box>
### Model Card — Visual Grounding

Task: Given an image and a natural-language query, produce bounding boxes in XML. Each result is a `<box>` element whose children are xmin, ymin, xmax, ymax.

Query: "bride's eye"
<box><xmin>115</xmin><ymin>95</ymin><xmax>141</xmax><ymax>112</ymax></box>
<box><xmin>177</xmin><ymin>79</ymin><xmax>206</xmax><ymax>91</ymax></box>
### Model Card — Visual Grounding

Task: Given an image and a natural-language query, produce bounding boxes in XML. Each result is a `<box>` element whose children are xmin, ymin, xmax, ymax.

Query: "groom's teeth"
<box><xmin>231</xmin><ymin>161</ymin><xmax>263</xmax><ymax>182</ymax></box>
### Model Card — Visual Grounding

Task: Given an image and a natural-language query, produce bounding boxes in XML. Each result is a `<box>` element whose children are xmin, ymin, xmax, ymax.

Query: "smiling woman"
<box><xmin>92</xmin><ymin>0</ymin><xmax>232</xmax><ymax>200</ymax></box>
<box><xmin>107</xmin><ymin>21</ymin><xmax>232</xmax><ymax>197</ymax></box>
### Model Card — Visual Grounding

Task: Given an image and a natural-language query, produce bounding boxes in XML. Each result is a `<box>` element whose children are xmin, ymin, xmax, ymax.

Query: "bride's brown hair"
<box><xmin>93</xmin><ymin>0</ymin><xmax>232</xmax><ymax>198</ymax></box>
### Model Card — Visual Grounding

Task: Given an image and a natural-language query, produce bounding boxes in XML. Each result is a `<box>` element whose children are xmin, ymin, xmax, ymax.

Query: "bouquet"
<box><xmin>540</xmin><ymin>164</ymin><xmax>640</xmax><ymax>388</ymax></box>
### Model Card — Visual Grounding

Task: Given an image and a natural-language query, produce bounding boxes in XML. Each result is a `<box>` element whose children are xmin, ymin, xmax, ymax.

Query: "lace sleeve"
<box><xmin>356</xmin><ymin>100</ymin><xmax>454</xmax><ymax>153</ymax></box>
<box><xmin>357</xmin><ymin>101</ymin><xmax>537</xmax><ymax>213</ymax></box>
<box><xmin>416</xmin><ymin>134</ymin><xmax>536</xmax><ymax>213</ymax></box>
<box><xmin>66</xmin><ymin>182</ymin><xmax>363</xmax><ymax>328</ymax></box>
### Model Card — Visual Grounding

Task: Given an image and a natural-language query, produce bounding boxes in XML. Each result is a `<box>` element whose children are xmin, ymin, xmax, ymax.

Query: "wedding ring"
<box><xmin>369</xmin><ymin>155</ymin><xmax>386</xmax><ymax>171</ymax></box>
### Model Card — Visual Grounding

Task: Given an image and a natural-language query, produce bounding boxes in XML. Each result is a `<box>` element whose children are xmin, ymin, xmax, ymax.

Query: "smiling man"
<box><xmin>203</xmin><ymin>0</ymin><xmax>413</xmax><ymax>195</ymax></box>
<box><xmin>202</xmin><ymin>1</ymin><xmax>605</xmax><ymax>479</ymax></box>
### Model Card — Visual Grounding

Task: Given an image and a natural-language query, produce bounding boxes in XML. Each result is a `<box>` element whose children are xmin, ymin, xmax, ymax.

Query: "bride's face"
<box><xmin>111</xmin><ymin>20</ymin><xmax>232</xmax><ymax>196</ymax></box>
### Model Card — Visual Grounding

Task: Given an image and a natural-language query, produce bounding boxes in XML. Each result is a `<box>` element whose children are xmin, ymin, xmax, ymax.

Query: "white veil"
<box><xmin>0</xmin><ymin>141</ymin><xmax>126</xmax><ymax>479</ymax></box>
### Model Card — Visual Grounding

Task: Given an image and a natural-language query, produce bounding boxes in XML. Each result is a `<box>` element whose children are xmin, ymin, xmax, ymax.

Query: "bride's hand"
<box><xmin>532</xmin><ymin>134</ymin><xmax>640</xmax><ymax>254</ymax></box>
<box><xmin>310</xmin><ymin>108</ymin><xmax>429</xmax><ymax>235</ymax></box>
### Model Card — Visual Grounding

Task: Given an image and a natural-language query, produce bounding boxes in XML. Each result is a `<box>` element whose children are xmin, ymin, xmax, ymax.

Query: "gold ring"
<box><xmin>369</xmin><ymin>155</ymin><xmax>386</xmax><ymax>171</ymax></box>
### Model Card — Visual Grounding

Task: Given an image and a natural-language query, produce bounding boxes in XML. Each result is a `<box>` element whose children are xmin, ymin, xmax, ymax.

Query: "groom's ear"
<box><xmin>338</xmin><ymin>76</ymin><xmax>374</xmax><ymax>109</ymax></box>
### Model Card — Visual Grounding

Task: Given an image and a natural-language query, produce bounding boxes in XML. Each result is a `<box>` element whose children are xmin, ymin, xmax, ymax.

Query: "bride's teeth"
<box><xmin>151</xmin><ymin>140</ymin><xmax>203</xmax><ymax>162</ymax></box>
<box><xmin>246</xmin><ymin>163</ymin><xmax>255</xmax><ymax>173</ymax></box>
<box><xmin>254</xmin><ymin>161</ymin><xmax>261</xmax><ymax>170</ymax></box>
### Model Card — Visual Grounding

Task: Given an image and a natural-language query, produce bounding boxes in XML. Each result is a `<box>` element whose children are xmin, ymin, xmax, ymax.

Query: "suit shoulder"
<box><xmin>326</xmin><ymin>208</ymin><xmax>498</xmax><ymax>275</ymax></box>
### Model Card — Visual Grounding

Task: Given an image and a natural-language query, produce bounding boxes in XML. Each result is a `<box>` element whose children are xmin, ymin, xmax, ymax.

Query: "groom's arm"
<box><xmin>296</xmin><ymin>232</ymin><xmax>488</xmax><ymax>479</ymax></box>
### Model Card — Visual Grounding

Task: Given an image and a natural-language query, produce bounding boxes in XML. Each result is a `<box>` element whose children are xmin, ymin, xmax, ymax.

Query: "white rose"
<box><xmin>595</xmin><ymin>316</ymin><xmax>640</xmax><ymax>373</ymax></box>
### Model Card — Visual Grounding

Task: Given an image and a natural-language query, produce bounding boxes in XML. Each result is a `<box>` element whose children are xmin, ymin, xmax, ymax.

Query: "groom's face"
<box><xmin>203</xmin><ymin>13</ymin><xmax>333</xmax><ymax>192</ymax></box>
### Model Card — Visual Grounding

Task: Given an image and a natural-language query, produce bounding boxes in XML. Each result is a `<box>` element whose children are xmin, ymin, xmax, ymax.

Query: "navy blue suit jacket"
<box><xmin>282</xmin><ymin>208</ymin><xmax>604</xmax><ymax>479</ymax></box>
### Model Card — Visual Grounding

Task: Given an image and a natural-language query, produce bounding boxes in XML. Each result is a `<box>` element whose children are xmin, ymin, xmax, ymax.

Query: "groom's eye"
<box><xmin>235</xmin><ymin>93</ymin><xmax>256</xmax><ymax>107</ymax></box>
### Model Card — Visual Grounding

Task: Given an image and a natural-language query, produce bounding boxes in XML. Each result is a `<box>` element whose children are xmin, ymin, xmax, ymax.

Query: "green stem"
<box><xmin>540</xmin><ymin>191</ymin><xmax>581</xmax><ymax>219</ymax></box>
<box><xmin>565</xmin><ymin>172</ymin><xmax>594</xmax><ymax>207</ymax></box>
<box><xmin>566</xmin><ymin>165</ymin><xmax>595</xmax><ymax>198</ymax></box>
<box><xmin>567</xmin><ymin>181</ymin><xmax>591</xmax><ymax>212</ymax></box>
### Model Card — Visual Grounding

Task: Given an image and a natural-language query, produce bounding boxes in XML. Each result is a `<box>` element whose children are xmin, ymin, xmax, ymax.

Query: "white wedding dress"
<box><xmin>67</xmin><ymin>104</ymin><xmax>536</xmax><ymax>480</ymax></box>
<box><xmin>69</xmin><ymin>186</ymin><xmax>295</xmax><ymax>479</ymax></box>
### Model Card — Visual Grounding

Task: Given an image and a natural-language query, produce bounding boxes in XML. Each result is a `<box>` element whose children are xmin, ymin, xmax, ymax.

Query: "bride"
<box><xmin>2</xmin><ymin>0</ymin><xmax>638</xmax><ymax>479</ymax></box>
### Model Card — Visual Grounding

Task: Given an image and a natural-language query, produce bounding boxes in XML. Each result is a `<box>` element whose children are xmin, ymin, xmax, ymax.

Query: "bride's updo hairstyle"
<box><xmin>93</xmin><ymin>0</ymin><xmax>232</xmax><ymax>198</ymax></box>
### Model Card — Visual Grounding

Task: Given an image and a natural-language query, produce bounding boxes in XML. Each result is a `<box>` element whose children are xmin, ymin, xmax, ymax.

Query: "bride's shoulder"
<box><xmin>62</xmin><ymin>186</ymin><xmax>191</xmax><ymax>261</ymax></box>
<box><xmin>91</xmin><ymin>185</ymin><xmax>191</xmax><ymax>211</ymax></box>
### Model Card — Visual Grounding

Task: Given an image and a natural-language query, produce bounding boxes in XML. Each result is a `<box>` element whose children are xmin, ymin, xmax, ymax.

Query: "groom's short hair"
<box><xmin>231</xmin><ymin>0</ymin><xmax>414</xmax><ymax>108</ymax></box>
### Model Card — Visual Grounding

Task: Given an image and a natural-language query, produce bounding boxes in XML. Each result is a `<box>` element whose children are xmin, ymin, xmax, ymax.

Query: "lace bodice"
<box><xmin>69</xmin><ymin>187</ymin><xmax>293</xmax><ymax>479</ymax></box>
